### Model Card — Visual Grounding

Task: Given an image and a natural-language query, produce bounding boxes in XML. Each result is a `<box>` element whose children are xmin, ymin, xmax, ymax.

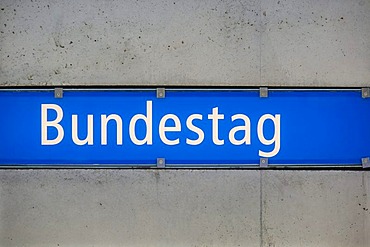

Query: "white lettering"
<box><xmin>207</xmin><ymin>107</ymin><xmax>224</xmax><ymax>145</ymax></box>
<box><xmin>159</xmin><ymin>114</ymin><xmax>181</xmax><ymax>145</ymax></box>
<box><xmin>41</xmin><ymin>104</ymin><xmax>64</xmax><ymax>145</ymax></box>
<box><xmin>257</xmin><ymin>114</ymin><xmax>281</xmax><ymax>157</ymax></box>
<box><xmin>101</xmin><ymin>114</ymin><xmax>123</xmax><ymax>145</ymax></box>
<box><xmin>129</xmin><ymin>101</ymin><xmax>153</xmax><ymax>145</ymax></box>
<box><xmin>229</xmin><ymin>114</ymin><xmax>251</xmax><ymax>145</ymax></box>
<box><xmin>72</xmin><ymin>115</ymin><xmax>94</xmax><ymax>145</ymax></box>
<box><xmin>40</xmin><ymin>103</ymin><xmax>282</xmax><ymax>155</ymax></box>
<box><xmin>186</xmin><ymin>114</ymin><xmax>204</xmax><ymax>145</ymax></box>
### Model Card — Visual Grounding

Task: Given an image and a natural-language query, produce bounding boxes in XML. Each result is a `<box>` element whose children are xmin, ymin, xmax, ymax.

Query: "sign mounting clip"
<box><xmin>157</xmin><ymin>158</ymin><xmax>166</xmax><ymax>168</ymax></box>
<box><xmin>54</xmin><ymin>88</ymin><xmax>63</xmax><ymax>99</ymax></box>
<box><xmin>260</xmin><ymin>87</ymin><xmax>268</xmax><ymax>98</ymax></box>
<box><xmin>362</xmin><ymin>88</ymin><xmax>369</xmax><ymax>99</ymax></box>
<box><xmin>157</xmin><ymin>88</ymin><xmax>166</xmax><ymax>98</ymax></box>
<box><xmin>260</xmin><ymin>158</ymin><xmax>268</xmax><ymax>168</ymax></box>
<box><xmin>362</xmin><ymin>157</ymin><xmax>370</xmax><ymax>168</ymax></box>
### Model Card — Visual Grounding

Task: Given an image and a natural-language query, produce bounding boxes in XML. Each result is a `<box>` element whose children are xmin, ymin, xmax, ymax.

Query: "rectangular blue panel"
<box><xmin>0</xmin><ymin>89</ymin><xmax>369</xmax><ymax>167</ymax></box>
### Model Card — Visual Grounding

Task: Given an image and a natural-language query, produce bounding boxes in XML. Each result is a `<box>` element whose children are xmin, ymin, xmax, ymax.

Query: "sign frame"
<box><xmin>0</xmin><ymin>87</ymin><xmax>369</xmax><ymax>169</ymax></box>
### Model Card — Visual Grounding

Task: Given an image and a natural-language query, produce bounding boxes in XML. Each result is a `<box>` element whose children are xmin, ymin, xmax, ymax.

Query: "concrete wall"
<box><xmin>0</xmin><ymin>170</ymin><xmax>368</xmax><ymax>247</ymax></box>
<box><xmin>365</xmin><ymin>171</ymin><xmax>370</xmax><ymax>247</ymax></box>
<box><xmin>261</xmin><ymin>171</ymin><xmax>367</xmax><ymax>247</ymax></box>
<box><xmin>0</xmin><ymin>0</ymin><xmax>369</xmax><ymax>87</ymax></box>
<box><xmin>0</xmin><ymin>0</ymin><xmax>369</xmax><ymax>246</ymax></box>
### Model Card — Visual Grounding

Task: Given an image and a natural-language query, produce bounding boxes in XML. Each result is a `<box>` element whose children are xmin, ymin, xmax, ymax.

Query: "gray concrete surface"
<box><xmin>365</xmin><ymin>171</ymin><xmax>370</xmax><ymax>247</ymax></box>
<box><xmin>262</xmin><ymin>171</ymin><xmax>367</xmax><ymax>247</ymax></box>
<box><xmin>261</xmin><ymin>0</ymin><xmax>370</xmax><ymax>87</ymax></box>
<box><xmin>0</xmin><ymin>0</ymin><xmax>369</xmax><ymax>87</ymax></box>
<box><xmin>0</xmin><ymin>170</ymin><xmax>261</xmax><ymax>247</ymax></box>
<box><xmin>0</xmin><ymin>170</ymin><xmax>368</xmax><ymax>247</ymax></box>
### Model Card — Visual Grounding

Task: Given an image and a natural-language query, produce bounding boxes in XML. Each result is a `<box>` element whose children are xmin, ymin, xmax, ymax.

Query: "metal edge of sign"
<box><xmin>0</xmin><ymin>164</ymin><xmax>365</xmax><ymax>169</ymax></box>
<box><xmin>0</xmin><ymin>87</ymin><xmax>368</xmax><ymax>169</ymax></box>
<box><xmin>0</xmin><ymin>87</ymin><xmax>365</xmax><ymax>92</ymax></box>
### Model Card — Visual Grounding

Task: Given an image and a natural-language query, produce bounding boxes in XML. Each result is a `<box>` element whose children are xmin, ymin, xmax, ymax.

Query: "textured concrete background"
<box><xmin>0</xmin><ymin>170</ymin><xmax>369</xmax><ymax>247</ymax></box>
<box><xmin>261</xmin><ymin>171</ymin><xmax>367</xmax><ymax>247</ymax></box>
<box><xmin>366</xmin><ymin>172</ymin><xmax>370</xmax><ymax>247</ymax></box>
<box><xmin>0</xmin><ymin>170</ymin><xmax>261</xmax><ymax>247</ymax></box>
<box><xmin>0</xmin><ymin>0</ymin><xmax>369</xmax><ymax>86</ymax></box>
<box><xmin>0</xmin><ymin>0</ymin><xmax>369</xmax><ymax>246</ymax></box>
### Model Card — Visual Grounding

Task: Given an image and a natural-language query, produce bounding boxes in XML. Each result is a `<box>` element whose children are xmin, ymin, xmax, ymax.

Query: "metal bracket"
<box><xmin>54</xmin><ymin>88</ymin><xmax>63</xmax><ymax>98</ymax></box>
<box><xmin>157</xmin><ymin>158</ymin><xmax>165</xmax><ymax>168</ymax></box>
<box><xmin>362</xmin><ymin>88</ymin><xmax>369</xmax><ymax>98</ymax></box>
<box><xmin>259</xmin><ymin>87</ymin><xmax>268</xmax><ymax>98</ymax></box>
<box><xmin>362</xmin><ymin>157</ymin><xmax>370</xmax><ymax>168</ymax></box>
<box><xmin>260</xmin><ymin>158</ymin><xmax>268</xmax><ymax>168</ymax></box>
<box><xmin>156</xmin><ymin>88</ymin><xmax>165</xmax><ymax>98</ymax></box>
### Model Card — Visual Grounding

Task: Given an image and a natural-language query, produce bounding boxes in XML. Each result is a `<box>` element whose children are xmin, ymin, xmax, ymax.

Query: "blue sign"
<box><xmin>0</xmin><ymin>89</ymin><xmax>369</xmax><ymax>167</ymax></box>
